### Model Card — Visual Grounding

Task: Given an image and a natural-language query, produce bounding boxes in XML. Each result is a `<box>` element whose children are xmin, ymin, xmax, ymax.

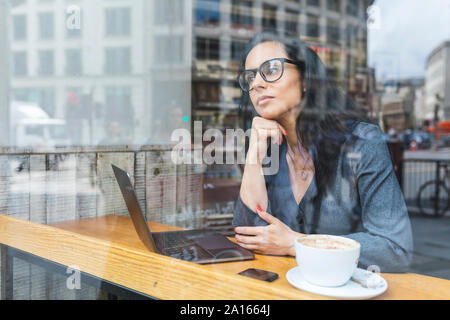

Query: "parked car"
<box><xmin>10</xmin><ymin>101</ymin><xmax>70</xmax><ymax>148</ymax></box>
<box><xmin>438</xmin><ymin>134</ymin><xmax>450</xmax><ymax>148</ymax></box>
<box><xmin>398</xmin><ymin>130</ymin><xmax>414</xmax><ymax>150</ymax></box>
<box><xmin>409</xmin><ymin>132</ymin><xmax>432</xmax><ymax>150</ymax></box>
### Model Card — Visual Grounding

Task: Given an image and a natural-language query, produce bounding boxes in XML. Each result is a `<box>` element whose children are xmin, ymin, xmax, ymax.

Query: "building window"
<box><xmin>306</xmin><ymin>14</ymin><xmax>319</xmax><ymax>38</ymax></box>
<box><xmin>155</xmin><ymin>0</ymin><xmax>184</xmax><ymax>25</ymax></box>
<box><xmin>307</xmin><ymin>0</ymin><xmax>320</xmax><ymax>7</ymax></box>
<box><xmin>65</xmin><ymin>49</ymin><xmax>82</xmax><ymax>75</ymax></box>
<box><xmin>231</xmin><ymin>0</ymin><xmax>253</xmax><ymax>28</ymax></box>
<box><xmin>194</xmin><ymin>82</ymin><xmax>220</xmax><ymax>103</ymax></box>
<box><xmin>327</xmin><ymin>19</ymin><xmax>340</xmax><ymax>42</ymax></box>
<box><xmin>66</xmin><ymin>9</ymin><xmax>82</xmax><ymax>38</ymax></box>
<box><xmin>195</xmin><ymin>37</ymin><xmax>219</xmax><ymax>60</ymax></box>
<box><xmin>13</xmin><ymin>15</ymin><xmax>27</xmax><ymax>41</ymax></box>
<box><xmin>195</xmin><ymin>0</ymin><xmax>220</xmax><ymax>25</ymax></box>
<box><xmin>154</xmin><ymin>36</ymin><xmax>184</xmax><ymax>64</ymax></box>
<box><xmin>105</xmin><ymin>87</ymin><xmax>133</xmax><ymax>125</ymax></box>
<box><xmin>346</xmin><ymin>24</ymin><xmax>358</xmax><ymax>47</ymax></box>
<box><xmin>39</xmin><ymin>50</ymin><xmax>54</xmax><ymax>75</ymax></box>
<box><xmin>346</xmin><ymin>0</ymin><xmax>359</xmax><ymax>16</ymax></box>
<box><xmin>39</xmin><ymin>12</ymin><xmax>54</xmax><ymax>39</ymax></box>
<box><xmin>13</xmin><ymin>51</ymin><xmax>27</xmax><ymax>76</ymax></box>
<box><xmin>327</xmin><ymin>0</ymin><xmax>340</xmax><ymax>12</ymax></box>
<box><xmin>105</xmin><ymin>47</ymin><xmax>131</xmax><ymax>74</ymax></box>
<box><xmin>231</xmin><ymin>39</ymin><xmax>246</xmax><ymax>61</ymax></box>
<box><xmin>285</xmin><ymin>10</ymin><xmax>299</xmax><ymax>36</ymax></box>
<box><xmin>262</xmin><ymin>4</ymin><xmax>277</xmax><ymax>31</ymax></box>
<box><xmin>105</xmin><ymin>8</ymin><xmax>131</xmax><ymax>36</ymax></box>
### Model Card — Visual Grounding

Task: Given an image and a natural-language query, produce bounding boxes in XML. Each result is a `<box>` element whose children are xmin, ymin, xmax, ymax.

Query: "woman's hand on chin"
<box><xmin>234</xmin><ymin>206</ymin><xmax>305</xmax><ymax>256</ymax></box>
<box><xmin>246</xmin><ymin>117</ymin><xmax>288</xmax><ymax>166</ymax></box>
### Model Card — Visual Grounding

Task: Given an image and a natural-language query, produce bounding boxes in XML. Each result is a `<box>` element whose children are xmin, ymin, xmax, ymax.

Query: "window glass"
<box><xmin>1</xmin><ymin>0</ymin><xmax>449</xmax><ymax>301</ymax></box>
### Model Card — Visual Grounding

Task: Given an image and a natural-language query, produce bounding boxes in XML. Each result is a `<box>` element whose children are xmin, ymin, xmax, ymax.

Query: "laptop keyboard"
<box><xmin>162</xmin><ymin>233</ymin><xmax>194</xmax><ymax>250</ymax></box>
<box><xmin>158</xmin><ymin>231</ymin><xmax>214</xmax><ymax>261</ymax></box>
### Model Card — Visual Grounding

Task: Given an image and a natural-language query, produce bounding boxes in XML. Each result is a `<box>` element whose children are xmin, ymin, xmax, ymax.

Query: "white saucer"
<box><xmin>286</xmin><ymin>267</ymin><xmax>388</xmax><ymax>300</ymax></box>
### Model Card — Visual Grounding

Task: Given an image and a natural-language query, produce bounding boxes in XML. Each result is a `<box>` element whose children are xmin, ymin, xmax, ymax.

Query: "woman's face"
<box><xmin>245</xmin><ymin>41</ymin><xmax>303</xmax><ymax>120</ymax></box>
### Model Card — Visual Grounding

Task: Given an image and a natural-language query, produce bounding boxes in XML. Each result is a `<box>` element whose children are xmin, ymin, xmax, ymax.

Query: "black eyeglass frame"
<box><xmin>238</xmin><ymin>57</ymin><xmax>305</xmax><ymax>92</ymax></box>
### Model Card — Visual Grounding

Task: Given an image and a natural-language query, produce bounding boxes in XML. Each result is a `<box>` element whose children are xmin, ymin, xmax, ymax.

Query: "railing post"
<box><xmin>434</xmin><ymin>161</ymin><xmax>441</xmax><ymax>217</ymax></box>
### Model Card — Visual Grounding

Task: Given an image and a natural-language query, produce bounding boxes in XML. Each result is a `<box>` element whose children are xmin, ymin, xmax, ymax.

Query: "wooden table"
<box><xmin>1</xmin><ymin>214</ymin><xmax>449</xmax><ymax>300</ymax></box>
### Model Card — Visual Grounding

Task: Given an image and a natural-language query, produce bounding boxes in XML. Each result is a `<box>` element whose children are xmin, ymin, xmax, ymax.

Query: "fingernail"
<box><xmin>257</xmin><ymin>205</ymin><xmax>262</xmax><ymax>213</ymax></box>
<box><xmin>284</xmin><ymin>130</ymin><xmax>288</xmax><ymax>136</ymax></box>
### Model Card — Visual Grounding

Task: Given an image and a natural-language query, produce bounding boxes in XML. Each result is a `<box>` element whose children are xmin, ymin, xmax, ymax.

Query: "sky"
<box><xmin>368</xmin><ymin>0</ymin><xmax>450</xmax><ymax>80</ymax></box>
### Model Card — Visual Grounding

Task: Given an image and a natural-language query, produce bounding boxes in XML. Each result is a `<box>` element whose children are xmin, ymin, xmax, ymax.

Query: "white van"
<box><xmin>10</xmin><ymin>101</ymin><xmax>70</xmax><ymax>148</ymax></box>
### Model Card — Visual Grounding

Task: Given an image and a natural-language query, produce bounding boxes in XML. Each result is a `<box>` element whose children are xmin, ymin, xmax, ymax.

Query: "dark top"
<box><xmin>233</xmin><ymin>122</ymin><xmax>413</xmax><ymax>273</ymax></box>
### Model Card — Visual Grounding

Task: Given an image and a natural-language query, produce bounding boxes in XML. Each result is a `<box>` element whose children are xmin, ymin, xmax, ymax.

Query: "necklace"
<box><xmin>287</xmin><ymin>142</ymin><xmax>312</xmax><ymax>181</ymax></box>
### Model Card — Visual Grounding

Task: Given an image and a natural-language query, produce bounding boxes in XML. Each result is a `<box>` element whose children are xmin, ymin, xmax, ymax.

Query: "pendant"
<box><xmin>300</xmin><ymin>170</ymin><xmax>308</xmax><ymax>181</ymax></box>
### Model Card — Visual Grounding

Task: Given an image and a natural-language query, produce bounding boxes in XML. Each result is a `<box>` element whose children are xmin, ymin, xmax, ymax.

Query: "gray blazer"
<box><xmin>233</xmin><ymin>122</ymin><xmax>413</xmax><ymax>273</ymax></box>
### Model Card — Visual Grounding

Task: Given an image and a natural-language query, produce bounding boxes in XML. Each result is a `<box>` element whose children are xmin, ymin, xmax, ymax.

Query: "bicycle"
<box><xmin>416</xmin><ymin>162</ymin><xmax>450</xmax><ymax>218</ymax></box>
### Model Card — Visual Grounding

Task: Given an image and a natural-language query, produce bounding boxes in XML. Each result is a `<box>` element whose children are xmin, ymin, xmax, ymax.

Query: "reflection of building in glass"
<box><xmin>425</xmin><ymin>41</ymin><xmax>450</xmax><ymax>121</ymax></box>
<box><xmin>9</xmin><ymin>0</ymin><xmax>192</xmax><ymax>146</ymax></box>
<box><xmin>381</xmin><ymin>78</ymin><xmax>424</xmax><ymax>132</ymax></box>
<box><xmin>352</xmin><ymin>66</ymin><xmax>380</xmax><ymax>122</ymax></box>
<box><xmin>192</xmin><ymin>0</ymin><xmax>375</xmax><ymax>215</ymax></box>
<box><xmin>5</xmin><ymin>0</ymin><xmax>377</xmax><ymax>226</ymax></box>
<box><xmin>192</xmin><ymin>0</ymin><xmax>375</xmax><ymax>135</ymax></box>
<box><xmin>7</xmin><ymin>0</ymin><xmax>375</xmax><ymax>147</ymax></box>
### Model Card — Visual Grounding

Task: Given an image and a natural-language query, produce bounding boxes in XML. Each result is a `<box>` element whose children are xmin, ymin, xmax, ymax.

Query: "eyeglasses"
<box><xmin>238</xmin><ymin>58</ymin><xmax>304</xmax><ymax>92</ymax></box>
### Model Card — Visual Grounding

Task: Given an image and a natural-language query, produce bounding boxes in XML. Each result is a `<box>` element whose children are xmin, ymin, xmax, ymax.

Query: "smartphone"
<box><xmin>238</xmin><ymin>268</ymin><xmax>279</xmax><ymax>282</ymax></box>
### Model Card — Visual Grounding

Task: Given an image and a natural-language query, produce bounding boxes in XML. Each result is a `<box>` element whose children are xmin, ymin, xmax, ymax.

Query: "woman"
<box><xmin>233</xmin><ymin>32</ymin><xmax>413</xmax><ymax>273</ymax></box>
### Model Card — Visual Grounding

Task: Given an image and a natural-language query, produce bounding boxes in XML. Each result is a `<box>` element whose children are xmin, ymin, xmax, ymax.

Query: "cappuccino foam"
<box><xmin>297</xmin><ymin>236</ymin><xmax>357</xmax><ymax>250</ymax></box>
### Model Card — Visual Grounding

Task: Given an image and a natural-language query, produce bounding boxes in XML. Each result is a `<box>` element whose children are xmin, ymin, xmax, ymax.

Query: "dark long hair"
<box><xmin>238</xmin><ymin>32</ymin><xmax>370</xmax><ymax>232</ymax></box>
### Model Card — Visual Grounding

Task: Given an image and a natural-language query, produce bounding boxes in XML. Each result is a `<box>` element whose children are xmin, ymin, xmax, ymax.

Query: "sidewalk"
<box><xmin>408</xmin><ymin>213</ymin><xmax>450</xmax><ymax>280</ymax></box>
<box><xmin>404</xmin><ymin>148</ymin><xmax>450</xmax><ymax>160</ymax></box>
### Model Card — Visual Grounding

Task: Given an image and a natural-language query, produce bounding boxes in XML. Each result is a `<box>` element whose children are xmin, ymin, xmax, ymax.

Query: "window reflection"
<box><xmin>262</xmin><ymin>4</ymin><xmax>277</xmax><ymax>31</ymax></box>
<box><xmin>2</xmin><ymin>0</ymin><xmax>379</xmax><ymax>235</ymax></box>
<box><xmin>230</xmin><ymin>0</ymin><xmax>252</xmax><ymax>28</ymax></box>
<box><xmin>1</xmin><ymin>0</ymin><xmax>449</xmax><ymax>300</ymax></box>
<box><xmin>3</xmin><ymin>0</ymin><xmax>375</xmax><ymax>149</ymax></box>
<box><xmin>196</xmin><ymin>0</ymin><xmax>220</xmax><ymax>26</ymax></box>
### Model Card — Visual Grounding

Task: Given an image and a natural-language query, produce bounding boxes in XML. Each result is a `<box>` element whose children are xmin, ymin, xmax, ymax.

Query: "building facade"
<box><xmin>7</xmin><ymin>0</ymin><xmax>375</xmax><ymax>147</ymax></box>
<box><xmin>381</xmin><ymin>78</ymin><xmax>424</xmax><ymax>132</ymax></box>
<box><xmin>425</xmin><ymin>40</ymin><xmax>450</xmax><ymax>122</ymax></box>
<box><xmin>8</xmin><ymin>0</ymin><xmax>192</xmax><ymax>146</ymax></box>
<box><xmin>192</xmin><ymin>0</ymin><xmax>375</xmax><ymax>133</ymax></box>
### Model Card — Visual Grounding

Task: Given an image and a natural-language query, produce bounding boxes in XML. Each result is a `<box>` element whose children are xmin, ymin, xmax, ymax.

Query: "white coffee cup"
<box><xmin>295</xmin><ymin>235</ymin><xmax>360</xmax><ymax>287</ymax></box>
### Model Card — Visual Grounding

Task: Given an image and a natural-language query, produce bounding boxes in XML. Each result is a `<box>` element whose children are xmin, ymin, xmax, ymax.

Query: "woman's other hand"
<box><xmin>234</xmin><ymin>205</ymin><xmax>305</xmax><ymax>256</ymax></box>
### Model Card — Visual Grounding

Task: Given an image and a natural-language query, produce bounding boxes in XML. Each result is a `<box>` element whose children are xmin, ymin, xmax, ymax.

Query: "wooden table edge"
<box><xmin>1</xmin><ymin>214</ymin><xmax>449</xmax><ymax>300</ymax></box>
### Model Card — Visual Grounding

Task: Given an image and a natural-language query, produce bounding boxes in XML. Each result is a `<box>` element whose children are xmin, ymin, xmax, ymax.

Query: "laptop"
<box><xmin>112</xmin><ymin>164</ymin><xmax>254</xmax><ymax>264</ymax></box>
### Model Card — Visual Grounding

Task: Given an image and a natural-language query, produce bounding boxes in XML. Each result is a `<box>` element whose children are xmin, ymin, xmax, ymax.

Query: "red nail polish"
<box><xmin>284</xmin><ymin>130</ymin><xmax>288</xmax><ymax>136</ymax></box>
<box><xmin>257</xmin><ymin>205</ymin><xmax>262</xmax><ymax>213</ymax></box>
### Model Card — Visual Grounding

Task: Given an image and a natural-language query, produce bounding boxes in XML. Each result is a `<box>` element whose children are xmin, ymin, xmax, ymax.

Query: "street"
<box><xmin>409</xmin><ymin>213</ymin><xmax>450</xmax><ymax>280</ymax></box>
<box><xmin>401</xmin><ymin>149</ymin><xmax>450</xmax><ymax>280</ymax></box>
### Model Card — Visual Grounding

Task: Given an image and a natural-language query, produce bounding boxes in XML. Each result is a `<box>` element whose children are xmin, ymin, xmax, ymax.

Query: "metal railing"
<box><xmin>402</xmin><ymin>158</ymin><xmax>450</xmax><ymax>217</ymax></box>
